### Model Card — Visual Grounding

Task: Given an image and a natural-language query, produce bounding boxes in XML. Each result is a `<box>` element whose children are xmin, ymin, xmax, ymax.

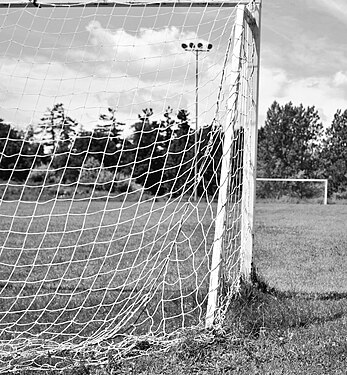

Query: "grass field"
<box><xmin>254</xmin><ymin>203</ymin><xmax>347</xmax><ymax>294</ymax></box>
<box><xmin>0</xmin><ymin>198</ymin><xmax>220</xmax><ymax>351</ymax></box>
<box><xmin>0</xmin><ymin>201</ymin><xmax>346</xmax><ymax>374</ymax></box>
<box><xmin>117</xmin><ymin>203</ymin><xmax>347</xmax><ymax>375</ymax></box>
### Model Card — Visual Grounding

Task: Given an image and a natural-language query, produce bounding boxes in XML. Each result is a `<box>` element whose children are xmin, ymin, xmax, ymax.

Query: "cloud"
<box><xmin>0</xmin><ymin>17</ymin><xmax>230</xmax><ymax>131</ymax></box>
<box><xmin>262</xmin><ymin>0</ymin><xmax>347</xmax><ymax>85</ymax></box>
<box><xmin>0</xmin><ymin>55</ymin><xmax>117</xmax><ymax>128</ymax></box>
<box><xmin>259</xmin><ymin>1</ymin><xmax>347</xmax><ymax>125</ymax></box>
<box><xmin>333</xmin><ymin>71</ymin><xmax>347</xmax><ymax>87</ymax></box>
<box><xmin>84</xmin><ymin>21</ymin><xmax>198</xmax><ymax>81</ymax></box>
<box><xmin>259</xmin><ymin>66</ymin><xmax>347</xmax><ymax>125</ymax></box>
<box><xmin>259</xmin><ymin>67</ymin><xmax>288</xmax><ymax>122</ymax></box>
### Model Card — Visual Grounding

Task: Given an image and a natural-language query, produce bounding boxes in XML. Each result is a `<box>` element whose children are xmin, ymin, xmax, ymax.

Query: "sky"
<box><xmin>0</xmin><ymin>0</ymin><xmax>347</xmax><ymax>131</ymax></box>
<box><xmin>260</xmin><ymin>0</ymin><xmax>347</xmax><ymax>125</ymax></box>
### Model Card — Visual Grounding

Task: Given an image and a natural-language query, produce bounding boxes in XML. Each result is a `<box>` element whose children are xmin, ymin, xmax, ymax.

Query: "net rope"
<box><xmin>0</xmin><ymin>0</ymin><xmax>258</xmax><ymax>371</ymax></box>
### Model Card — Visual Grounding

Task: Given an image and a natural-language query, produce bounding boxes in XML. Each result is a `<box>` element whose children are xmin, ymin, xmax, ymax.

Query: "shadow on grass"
<box><xmin>224</xmin><ymin>269</ymin><xmax>347</xmax><ymax>338</ymax></box>
<box><xmin>2</xmin><ymin>272</ymin><xmax>346</xmax><ymax>374</ymax></box>
<box><xmin>104</xmin><ymin>271</ymin><xmax>347</xmax><ymax>375</ymax></box>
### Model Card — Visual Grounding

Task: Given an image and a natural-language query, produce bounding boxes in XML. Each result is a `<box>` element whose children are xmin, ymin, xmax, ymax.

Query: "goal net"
<box><xmin>257</xmin><ymin>178</ymin><xmax>328</xmax><ymax>204</ymax></box>
<box><xmin>0</xmin><ymin>0</ymin><xmax>260</xmax><ymax>371</ymax></box>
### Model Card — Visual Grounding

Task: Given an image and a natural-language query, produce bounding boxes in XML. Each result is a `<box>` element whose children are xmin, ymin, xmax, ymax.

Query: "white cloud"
<box><xmin>333</xmin><ymin>71</ymin><xmax>347</xmax><ymax>87</ymax></box>
<box><xmin>0</xmin><ymin>56</ymin><xmax>105</xmax><ymax>127</ymax></box>
<box><xmin>259</xmin><ymin>66</ymin><xmax>347</xmax><ymax>125</ymax></box>
<box><xmin>0</xmin><ymin>19</ymin><xmax>228</xmax><ymax>131</ymax></box>
<box><xmin>259</xmin><ymin>67</ymin><xmax>288</xmax><ymax>122</ymax></box>
<box><xmin>84</xmin><ymin>21</ymin><xmax>198</xmax><ymax>81</ymax></box>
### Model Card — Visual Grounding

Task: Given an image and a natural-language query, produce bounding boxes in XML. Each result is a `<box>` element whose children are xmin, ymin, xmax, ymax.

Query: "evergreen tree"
<box><xmin>165</xmin><ymin>109</ymin><xmax>195</xmax><ymax>196</ymax></box>
<box><xmin>197</xmin><ymin>123</ymin><xmax>238</xmax><ymax>199</ymax></box>
<box><xmin>37</xmin><ymin>103</ymin><xmax>78</xmax><ymax>155</ymax></box>
<box><xmin>160</xmin><ymin>106</ymin><xmax>175</xmax><ymax>147</ymax></box>
<box><xmin>131</xmin><ymin>108</ymin><xmax>167</xmax><ymax>194</ymax></box>
<box><xmin>97</xmin><ymin>107</ymin><xmax>128</xmax><ymax>171</ymax></box>
<box><xmin>36</xmin><ymin>103</ymin><xmax>78</xmax><ymax>182</ymax></box>
<box><xmin>321</xmin><ymin>109</ymin><xmax>347</xmax><ymax>196</ymax></box>
<box><xmin>0</xmin><ymin>121</ymin><xmax>42</xmax><ymax>181</ymax></box>
<box><xmin>0</xmin><ymin>120</ymin><xmax>20</xmax><ymax>180</ymax></box>
<box><xmin>97</xmin><ymin>107</ymin><xmax>125</xmax><ymax>141</ymax></box>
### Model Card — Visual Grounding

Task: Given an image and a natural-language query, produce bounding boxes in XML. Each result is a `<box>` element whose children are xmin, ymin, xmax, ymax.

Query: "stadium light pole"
<box><xmin>181</xmin><ymin>42</ymin><xmax>212</xmax><ymax>202</ymax></box>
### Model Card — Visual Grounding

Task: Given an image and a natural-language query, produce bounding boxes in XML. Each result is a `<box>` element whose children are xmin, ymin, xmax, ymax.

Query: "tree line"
<box><xmin>0</xmin><ymin>100</ymin><xmax>346</xmax><ymax>200</ymax></box>
<box><xmin>0</xmin><ymin>104</ymin><xmax>225</xmax><ymax>198</ymax></box>
<box><xmin>258</xmin><ymin>101</ymin><xmax>347</xmax><ymax>199</ymax></box>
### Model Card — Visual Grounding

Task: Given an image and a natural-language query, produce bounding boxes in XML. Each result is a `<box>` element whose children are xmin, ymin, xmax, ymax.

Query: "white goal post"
<box><xmin>0</xmin><ymin>0</ymin><xmax>261</xmax><ymax>371</ymax></box>
<box><xmin>257</xmin><ymin>178</ymin><xmax>328</xmax><ymax>205</ymax></box>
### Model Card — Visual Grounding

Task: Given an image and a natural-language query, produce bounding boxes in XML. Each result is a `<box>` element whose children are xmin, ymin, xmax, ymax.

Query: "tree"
<box><xmin>164</xmin><ymin>109</ymin><xmax>195</xmax><ymax>196</ymax></box>
<box><xmin>257</xmin><ymin>101</ymin><xmax>324</xmax><ymax>199</ymax></box>
<box><xmin>160</xmin><ymin>106</ymin><xmax>175</xmax><ymax>148</ymax></box>
<box><xmin>0</xmin><ymin>120</ymin><xmax>21</xmax><ymax>180</ymax></box>
<box><xmin>96</xmin><ymin>107</ymin><xmax>128</xmax><ymax>169</ymax></box>
<box><xmin>176</xmin><ymin>109</ymin><xmax>190</xmax><ymax>135</ymax></box>
<box><xmin>62</xmin><ymin>129</ymin><xmax>93</xmax><ymax>183</ymax></box>
<box><xmin>321</xmin><ymin>109</ymin><xmax>347</xmax><ymax>196</ymax></box>
<box><xmin>258</xmin><ymin>101</ymin><xmax>323</xmax><ymax>178</ymax></box>
<box><xmin>0</xmin><ymin>120</ymin><xmax>42</xmax><ymax>181</ymax></box>
<box><xmin>97</xmin><ymin>107</ymin><xmax>125</xmax><ymax>140</ymax></box>
<box><xmin>66</xmin><ymin>114</ymin><xmax>130</xmax><ymax>185</ymax></box>
<box><xmin>37</xmin><ymin>103</ymin><xmax>78</xmax><ymax>155</ymax></box>
<box><xmin>130</xmin><ymin>108</ymin><xmax>168</xmax><ymax>194</ymax></box>
<box><xmin>195</xmin><ymin>123</ymin><xmax>223</xmax><ymax>198</ymax></box>
<box><xmin>36</xmin><ymin>103</ymin><xmax>78</xmax><ymax>182</ymax></box>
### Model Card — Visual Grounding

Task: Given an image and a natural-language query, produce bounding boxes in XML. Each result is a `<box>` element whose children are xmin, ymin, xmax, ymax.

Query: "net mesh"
<box><xmin>256</xmin><ymin>178</ymin><xmax>328</xmax><ymax>203</ymax></box>
<box><xmin>0</xmin><ymin>0</ymin><xmax>259</xmax><ymax>371</ymax></box>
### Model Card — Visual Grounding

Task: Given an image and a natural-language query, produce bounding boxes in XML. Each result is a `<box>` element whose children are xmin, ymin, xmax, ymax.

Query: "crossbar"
<box><xmin>257</xmin><ymin>178</ymin><xmax>329</xmax><ymax>205</ymax></box>
<box><xmin>0</xmin><ymin>0</ymin><xmax>261</xmax><ymax>8</ymax></box>
<box><xmin>257</xmin><ymin>178</ymin><xmax>328</xmax><ymax>183</ymax></box>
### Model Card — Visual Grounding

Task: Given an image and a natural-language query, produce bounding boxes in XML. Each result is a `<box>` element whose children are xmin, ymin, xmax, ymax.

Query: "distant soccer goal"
<box><xmin>0</xmin><ymin>0</ymin><xmax>261</xmax><ymax>371</ymax></box>
<box><xmin>257</xmin><ymin>178</ymin><xmax>328</xmax><ymax>204</ymax></box>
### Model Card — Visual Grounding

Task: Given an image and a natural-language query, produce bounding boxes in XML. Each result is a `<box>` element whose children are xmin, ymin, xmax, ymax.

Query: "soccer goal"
<box><xmin>0</xmin><ymin>0</ymin><xmax>261</xmax><ymax>371</ymax></box>
<box><xmin>257</xmin><ymin>178</ymin><xmax>328</xmax><ymax>204</ymax></box>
